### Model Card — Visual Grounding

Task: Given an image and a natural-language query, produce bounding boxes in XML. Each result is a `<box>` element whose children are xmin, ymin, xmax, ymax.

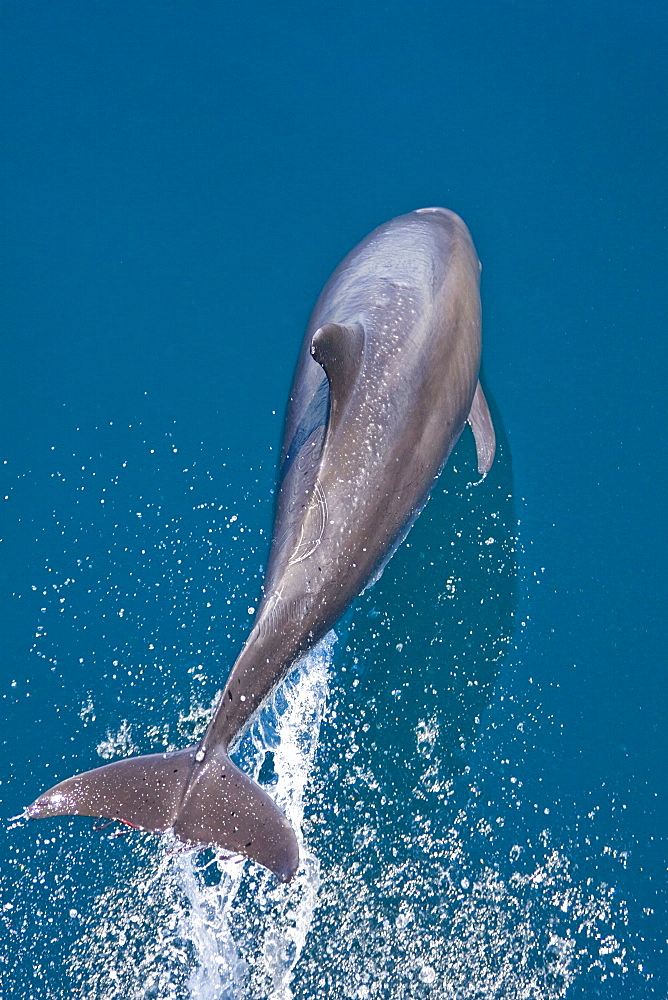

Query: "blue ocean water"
<box><xmin>1</xmin><ymin>1</ymin><xmax>666</xmax><ymax>996</ymax></box>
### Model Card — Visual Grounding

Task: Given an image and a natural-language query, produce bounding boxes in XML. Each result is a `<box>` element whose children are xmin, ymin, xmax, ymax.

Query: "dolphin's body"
<box><xmin>27</xmin><ymin>208</ymin><xmax>495</xmax><ymax>881</ymax></box>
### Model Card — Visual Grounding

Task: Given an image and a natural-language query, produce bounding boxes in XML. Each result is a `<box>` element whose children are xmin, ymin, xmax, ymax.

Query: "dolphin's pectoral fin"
<box><xmin>311</xmin><ymin>322</ymin><xmax>365</xmax><ymax>431</ymax></box>
<box><xmin>467</xmin><ymin>381</ymin><xmax>496</xmax><ymax>475</ymax></box>
<box><xmin>26</xmin><ymin>748</ymin><xmax>299</xmax><ymax>882</ymax></box>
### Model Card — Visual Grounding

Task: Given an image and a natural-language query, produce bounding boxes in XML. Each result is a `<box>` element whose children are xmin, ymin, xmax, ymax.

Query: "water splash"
<box><xmin>176</xmin><ymin>632</ymin><xmax>335</xmax><ymax>1000</ymax></box>
<box><xmin>294</xmin><ymin>829</ymin><xmax>628</xmax><ymax>999</ymax></box>
<box><xmin>7</xmin><ymin>636</ymin><xmax>645</xmax><ymax>999</ymax></box>
<box><xmin>67</xmin><ymin>632</ymin><xmax>335</xmax><ymax>1000</ymax></box>
<box><xmin>96</xmin><ymin>719</ymin><xmax>138</xmax><ymax>760</ymax></box>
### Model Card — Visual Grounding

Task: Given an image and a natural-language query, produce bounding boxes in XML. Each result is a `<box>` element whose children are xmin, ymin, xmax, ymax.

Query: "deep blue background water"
<box><xmin>1</xmin><ymin>2</ymin><xmax>666</xmax><ymax>997</ymax></box>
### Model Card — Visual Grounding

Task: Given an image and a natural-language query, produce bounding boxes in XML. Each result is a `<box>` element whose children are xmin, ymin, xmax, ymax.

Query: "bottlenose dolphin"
<box><xmin>26</xmin><ymin>207</ymin><xmax>496</xmax><ymax>882</ymax></box>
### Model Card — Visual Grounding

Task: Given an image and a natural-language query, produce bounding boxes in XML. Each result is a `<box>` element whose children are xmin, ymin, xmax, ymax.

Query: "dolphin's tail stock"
<box><xmin>24</xmin><ymin>747</ymin><xmax>300</xmax><ymax>882</ymax></box>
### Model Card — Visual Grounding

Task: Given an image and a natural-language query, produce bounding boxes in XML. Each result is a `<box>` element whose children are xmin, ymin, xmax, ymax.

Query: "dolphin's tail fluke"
<box><xmin>25</xmin><ymin>747</ymin><xmax>300</xmax><ymax>882</ymax></box>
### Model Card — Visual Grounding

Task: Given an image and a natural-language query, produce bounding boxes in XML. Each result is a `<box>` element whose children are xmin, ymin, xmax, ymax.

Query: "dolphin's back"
<box><xmin>265</xmin><ymin>209</ymin><xmax>483</xmax><ymax>601</ymax></box>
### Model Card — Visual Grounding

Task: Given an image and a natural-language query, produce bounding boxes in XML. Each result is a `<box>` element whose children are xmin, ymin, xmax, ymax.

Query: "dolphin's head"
<box><xmin>413</xmin><ymin>207</ymin><xmax>482</xmax><ymax>272</ymax></box>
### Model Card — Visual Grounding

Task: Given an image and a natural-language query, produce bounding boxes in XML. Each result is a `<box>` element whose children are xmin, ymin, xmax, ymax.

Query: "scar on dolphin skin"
<box><xmin>288</xmin><ymin>479</ymin><xmax>328</xmax><ymax>566</ymax></box>
<box><xmin>26</xmin><ymin>207</ymin><xmax>496</xmax><ymax>883</ymax></box>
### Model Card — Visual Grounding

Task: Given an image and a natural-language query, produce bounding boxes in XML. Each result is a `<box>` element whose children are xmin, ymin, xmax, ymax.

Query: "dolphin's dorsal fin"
<box><xmin>467</xmin><ymin>380</ymin><xmax>496</xmax><ymax>475</ymax></box>
<box><xmin>311</xmin><ymin>323</ymin><xmax>365</xmax><ymax>433</ymax></box>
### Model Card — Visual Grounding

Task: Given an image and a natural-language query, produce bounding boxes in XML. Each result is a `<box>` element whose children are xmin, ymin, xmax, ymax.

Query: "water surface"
<box><xmin>1</xmin><ymin>2</ymin><xmax>666</xmax><ymax>996</ymax></box>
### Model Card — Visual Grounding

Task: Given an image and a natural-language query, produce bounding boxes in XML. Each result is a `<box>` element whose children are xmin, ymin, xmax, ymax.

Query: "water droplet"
<box><xmin>419</xmin><ymin>964</ymin><xmax>437</xmax><ymax>984</ymax></box>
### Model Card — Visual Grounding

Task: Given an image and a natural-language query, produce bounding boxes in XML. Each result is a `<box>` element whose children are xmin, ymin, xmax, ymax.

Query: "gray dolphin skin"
<box><xmin>26</xmin><ymin>207</ymin><xmax>496</xmax><ymax>882</ymax></box>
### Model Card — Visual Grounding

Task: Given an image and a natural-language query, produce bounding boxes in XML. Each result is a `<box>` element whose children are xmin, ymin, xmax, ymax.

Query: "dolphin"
<box><xmin>26</xmin><ymin>207</ymin><xmax>496</xmax><ymax>882</ymax></box>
